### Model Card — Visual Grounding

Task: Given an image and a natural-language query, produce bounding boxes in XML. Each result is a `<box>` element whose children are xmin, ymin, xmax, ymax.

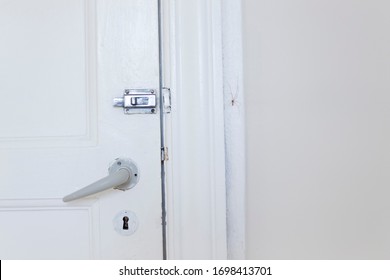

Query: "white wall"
<box><xmin>243</xmin><ymin>0</ymin><xmax>390</xmax><ymax>259</ymax></box>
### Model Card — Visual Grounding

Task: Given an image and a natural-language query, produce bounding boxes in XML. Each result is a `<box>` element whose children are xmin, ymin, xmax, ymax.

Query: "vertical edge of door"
<box><xmin>165</xmin><ymin>0</ymin><xmax>228</xmax><ymax>259</ymax></box>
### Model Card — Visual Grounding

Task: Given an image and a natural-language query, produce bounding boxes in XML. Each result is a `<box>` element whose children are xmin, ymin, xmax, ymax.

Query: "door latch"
<box><xmin>113</xmin><ymin>89</ymin><xmax>157</xmax><ymax>114</ymax></box>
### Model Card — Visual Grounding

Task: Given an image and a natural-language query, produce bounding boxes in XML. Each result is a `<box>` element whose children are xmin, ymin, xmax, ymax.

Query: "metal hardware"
<box><xmin>113</xmin><ymin>210</ymin><xmax>139</xmax><ymax>236</ymax></box>
<box><xmin>161</xmin><ymin>147</ymin><xmax>169</xmax><ymax>162</ymax></box>
<box><xmin>62</xmin><ymin>158</ymin><xmax>140</xmax><ymax>202</ymax></box>
<box><xmin>162</xmin><ymin>87</ymin><xmax>171</xmax><ymax>113</ymax></box>
<box><xmin>113</xmin><ymin>89</ymin><xmax>157</xmax><ymax>114</ymax></box>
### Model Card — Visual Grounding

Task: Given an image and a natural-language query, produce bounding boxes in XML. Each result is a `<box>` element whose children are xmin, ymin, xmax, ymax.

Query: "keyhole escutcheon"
<box><xmin>114</xmin><ymin>210</ymin><xmax>138</xmax><ymax>236</ymax></box>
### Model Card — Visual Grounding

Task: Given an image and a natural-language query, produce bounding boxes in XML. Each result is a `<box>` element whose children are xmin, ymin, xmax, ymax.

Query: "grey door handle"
<box><xmin>63</xmin><ymin>158</ymin><xmax>139</xmax><ymax>202</ymax></box>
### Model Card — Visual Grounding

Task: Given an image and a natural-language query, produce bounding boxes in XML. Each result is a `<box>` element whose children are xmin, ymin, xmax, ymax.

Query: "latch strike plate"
<box><xmin>162</xmin><ymin>87</ymin><xmax>171</xmax><ymax>114</ymax></box>
<box><xmin>113</xmin><ymin>89</ymin><xmax>157</xmax><ymax>114</ymax></box>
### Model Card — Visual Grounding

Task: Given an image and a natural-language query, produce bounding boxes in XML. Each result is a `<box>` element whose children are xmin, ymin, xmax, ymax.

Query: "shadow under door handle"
<box><xmin>63</xmin><ymin>158</ymin><xmax>139</xmax><ymax>202</ymax></box>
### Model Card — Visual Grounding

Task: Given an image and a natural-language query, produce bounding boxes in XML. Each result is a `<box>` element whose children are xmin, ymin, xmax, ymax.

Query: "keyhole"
<box><xmin>123</xmin><ymin>216</ymin><xmax>129</xmax><ymax>230</ymax></box>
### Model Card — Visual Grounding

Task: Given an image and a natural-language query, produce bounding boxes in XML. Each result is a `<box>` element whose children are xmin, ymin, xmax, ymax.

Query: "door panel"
<box><xmin>0</xmin><ymin>0</ymin><xmax>95</xmax><ymax>142</ymax></box>
<box><xmin>0</xmin><ymin>0</ymin><xmax>162</xmax><ymax>259</ymax></box>
<box><xmin>0</xmin><ymin>200</ymin><xmax>98</xmax><ymax>259</ymax></box>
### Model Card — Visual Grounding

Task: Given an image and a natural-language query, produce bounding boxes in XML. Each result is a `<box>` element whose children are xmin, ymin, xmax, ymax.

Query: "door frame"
<box><xmin>163</xmin><ymin>0</ymin><xmax>228</xmax><ymax>259</ymax></box>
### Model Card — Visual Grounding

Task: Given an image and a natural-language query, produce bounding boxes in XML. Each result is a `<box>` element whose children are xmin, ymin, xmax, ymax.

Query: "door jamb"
<box><xmin>163</xmin><ymin>0</ymin><xmax>228</xmax><ymax>259</ymax></box>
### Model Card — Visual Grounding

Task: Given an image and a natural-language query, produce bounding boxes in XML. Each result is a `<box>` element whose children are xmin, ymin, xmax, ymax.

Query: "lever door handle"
<box><xmin>63</xmin><ymin>158</ymin><xmax>139</xmax><ymax>202</ymax></box>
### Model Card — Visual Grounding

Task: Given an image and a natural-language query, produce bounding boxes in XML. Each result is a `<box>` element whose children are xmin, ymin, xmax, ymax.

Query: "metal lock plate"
<box><xmin>113</xmin><ymin>210</ymin><xmax>139</xmax><ymax>236</ymax></box>
<box><xmin>113</xmin><ymin>89</ymin><xmax>157</xmax><ymax>114</ymax></box>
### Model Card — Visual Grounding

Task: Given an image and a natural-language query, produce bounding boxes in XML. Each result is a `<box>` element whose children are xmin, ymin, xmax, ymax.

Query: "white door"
<box><xmin>0</xmin><ymin>0</ymin><xmax>164</xmax><ymax>259</ymax></box>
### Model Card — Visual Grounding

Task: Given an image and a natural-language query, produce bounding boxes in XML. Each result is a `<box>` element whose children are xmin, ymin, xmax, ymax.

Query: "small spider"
<box><xmin>227</xmin><ymin>82</ymin><xmax>240</xmax><ymax>107</ymax></box>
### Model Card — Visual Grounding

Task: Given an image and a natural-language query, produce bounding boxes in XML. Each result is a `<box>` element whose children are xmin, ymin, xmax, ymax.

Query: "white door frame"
<box><xmin>163</xmin><ymin>0</ymin><xmax>228</xmax><ymax>259</ymax></box>
<box><xmin>221</xmin><ymin>0</ymin><xmax>246</xmax><ymax>260</ymax></box>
